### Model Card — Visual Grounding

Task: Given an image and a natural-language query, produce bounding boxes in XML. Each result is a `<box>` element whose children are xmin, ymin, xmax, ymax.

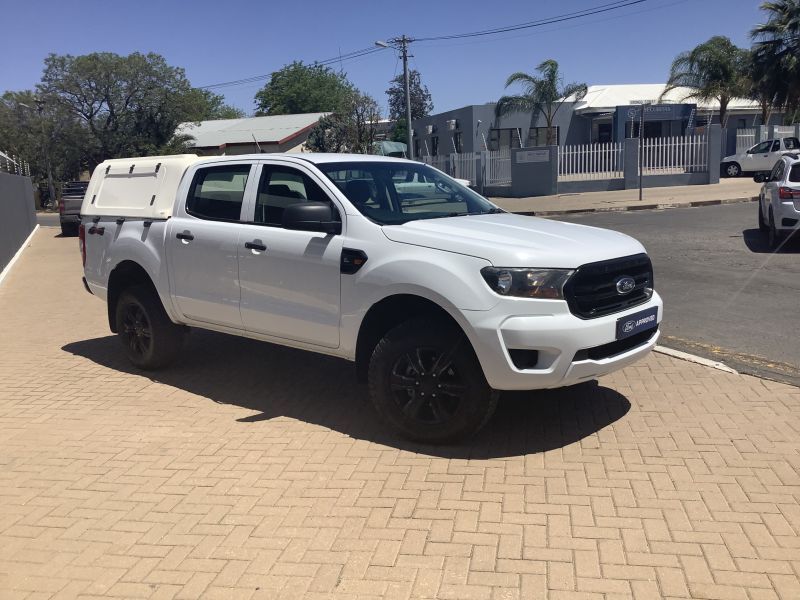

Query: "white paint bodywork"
<box><xmin>82</xmin><ymin>153</ymin><xmax>663</xmax><ymax>391</ymax></box>
<box><xmin>758</xmin><ymin>155</ymin><xmax>800</xmax><ymax>233</ymax></box>
<box><xmin>722</xmin><ymin>138</ymin><xmax>800</xmax><ymax>173</ymax></box>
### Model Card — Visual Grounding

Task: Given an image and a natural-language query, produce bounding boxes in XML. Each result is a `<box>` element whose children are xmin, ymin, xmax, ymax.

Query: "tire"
<box><xmin>768</xmin><ymin>208</ymin><xmax>783</xmax><ymax>250</ymax></box>
<box><xmin>723</xmin><ymin>162</ymin><xmax>741</xmax><ymax>178</ymax></box>
<box><xmin>367</xmin><ymin>318</ymin><xmax>498</xmax><ymax>444</ymax></box>
<box><xmin>115</xmin><ymin>284</ymin><xmax>185</xmax><ymax>370</ymax></box>
<box><xmin>758</xmin><ymin>199</ymin><xmax>768</xmax><ymax>232</ymax></box>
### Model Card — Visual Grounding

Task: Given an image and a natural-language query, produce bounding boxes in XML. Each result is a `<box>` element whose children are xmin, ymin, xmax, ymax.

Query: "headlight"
<box><xmin>480</xmin><ymin>267</ymin><xmax>573</xmax><ymax>299</ymax></box>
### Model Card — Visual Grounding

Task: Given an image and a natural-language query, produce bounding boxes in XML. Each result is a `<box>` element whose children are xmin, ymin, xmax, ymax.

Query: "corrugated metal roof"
<box><xmin>176</xmin><ymin>113</ymin><xmax>329</xmax><ymax>148</ymax></box>
<box><xmin>567</xmin><ymin>84</ymin><xmax>759</xmax><ymax>112</ymax></box>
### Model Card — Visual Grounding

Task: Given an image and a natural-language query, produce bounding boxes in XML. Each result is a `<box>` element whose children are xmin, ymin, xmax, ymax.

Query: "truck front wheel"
<box><xmin>115</xmin><ymin>285</ymin><xmax>185</xmax><ymax>370</ymax></box>
<box><xmin>368</xmin><ymin>318</ymin><xmax>498</xmax><ymax>444</ymax></box>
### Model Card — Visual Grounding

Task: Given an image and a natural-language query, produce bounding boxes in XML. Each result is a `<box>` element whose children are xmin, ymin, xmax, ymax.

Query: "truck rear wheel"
<box><xmin>115</xmin><ymin>285</ymin><xmax>184</xmax><ymax>370</ymax></box>
<box><xmin>368</xmin><ymin>318</ymin><xmax>498</xmax><ymax>444</ymax></box>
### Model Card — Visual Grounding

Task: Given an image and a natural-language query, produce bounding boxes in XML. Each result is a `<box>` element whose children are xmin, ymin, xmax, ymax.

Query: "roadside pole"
<box><xmin>638</xmin><ymin>102</ymin><xmax>648</xmax><ymax>202</ymax></box>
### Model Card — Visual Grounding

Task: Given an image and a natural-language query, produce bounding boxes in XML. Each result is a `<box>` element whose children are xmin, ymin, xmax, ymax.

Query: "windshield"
<box><xmin>317</xmin><ymin>161</ymin><xmax>499</xmax><ymax>225</ymax></box>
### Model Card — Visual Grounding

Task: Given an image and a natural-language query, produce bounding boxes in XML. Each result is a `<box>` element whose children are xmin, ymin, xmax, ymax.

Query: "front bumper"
<box><xmin>463</xmin><ymin>292</ymin><xmax>663</xmax><ymax>390</ymax></box>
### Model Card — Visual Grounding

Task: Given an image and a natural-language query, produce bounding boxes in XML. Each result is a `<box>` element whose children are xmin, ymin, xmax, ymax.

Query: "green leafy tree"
<box><xmin>495</xmin><ymin>59</ymin><xmax>587</xmax><ymax>146</ymax></box>
<box><xmin>751</xmin><ymin>0</ymin><xmax>800</xmax><ymax>122</ymax></box>
<box><xmin>37</xmin><ymin>52</ymin><xmax>236</xmax><ymax>166</ymax></box>
<box><xmin>254</xmin><ymin>61</ymin><xmax>354</xmax><ymax>116</ymax></box>
<box><xmin>385</xmin><ymin>70</ymin><xmax>433</xmax><ymax>142</ymax></box>
<box><xmin>661</xmin><ymin>36</ymin><xmax>749</xmax><ymax>126</ymax></box>
<box><xmin>0</xmin><ymin>90</ymin><xmax>89</xmax><ymax>184</ymax></box>
<box><xmin>306</xmin><ymin>91</ymin><xmax>381</xmax><ymax>154</ymax></box>
<box><xmin>190</xmin><ymin>89</ymin><xmax>246</xmax><ymax>120</ymax></box>
<box><xmin>745</xmin><ymin>49</ymin><xmax>779</xmax><ymax>125</ymax></box>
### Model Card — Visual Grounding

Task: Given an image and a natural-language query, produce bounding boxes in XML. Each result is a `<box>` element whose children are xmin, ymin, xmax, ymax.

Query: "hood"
<box><xmin>382</xmin><ymin>213</ymin><xmax>647</xmax><ymax>268</ymax></box>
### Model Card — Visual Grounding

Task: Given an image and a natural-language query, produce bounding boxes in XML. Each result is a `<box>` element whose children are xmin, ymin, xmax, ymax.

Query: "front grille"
<box><xmin>563</xmin><ymin>253</ymin><xmax>653</xmax><ymax>319</ymax></box>
<box><xmin>573</xmin><ymin>327</ymin><xmax>658</xmax><ymax>362</ymax></box>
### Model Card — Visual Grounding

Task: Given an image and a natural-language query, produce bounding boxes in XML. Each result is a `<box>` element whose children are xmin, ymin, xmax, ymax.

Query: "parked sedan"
<box><xmin>755</xmin><ymin>153</ymin><xmax>800</xmax><ymax>248</ymax></box>
<box><xmin>722</xmin><ymin>136</ymin><xmax>800</xmax><ymax>177</ymax></box>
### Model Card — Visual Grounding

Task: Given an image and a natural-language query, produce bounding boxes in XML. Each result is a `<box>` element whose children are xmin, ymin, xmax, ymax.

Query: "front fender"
<box><xmin>339</xmin><ymin>244</ymin><xmax>498</xmax><ymax>358</ymax></box>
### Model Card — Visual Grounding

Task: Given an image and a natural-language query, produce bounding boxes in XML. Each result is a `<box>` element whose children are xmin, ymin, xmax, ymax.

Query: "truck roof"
<box><xmin>80</xmin><ymin>152</ymin><xmax>418</xmax><ymax>219</ymax></box>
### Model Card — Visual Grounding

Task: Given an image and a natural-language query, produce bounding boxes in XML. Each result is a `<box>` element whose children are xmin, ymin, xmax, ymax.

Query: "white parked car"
<box><xmin>722</xmin><ymin>136</ymin><xmax>800</xmax><ymax>177</ymax></box>
<box><xmin>79</xmin><ymin>153</ymin><xmax>662</xmax><ymax>443</ymax></box>
<box><xmin>755</xmin><ymin>153</ymin><xmax>800</xmax><ymax>248</ymax></box>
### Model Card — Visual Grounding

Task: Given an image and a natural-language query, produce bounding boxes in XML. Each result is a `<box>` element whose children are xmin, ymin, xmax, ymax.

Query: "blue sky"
<box><xmin>1</xmin><ymin>0</ymin><xmax>766</xmax><ymax>116</ymax></box>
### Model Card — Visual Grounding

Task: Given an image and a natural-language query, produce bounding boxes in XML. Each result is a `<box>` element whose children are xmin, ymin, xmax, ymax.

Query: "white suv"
<box><xmin>756</xmin><ymin>153</ymin><xmax>800</xmax><ymax>248</ymax></box>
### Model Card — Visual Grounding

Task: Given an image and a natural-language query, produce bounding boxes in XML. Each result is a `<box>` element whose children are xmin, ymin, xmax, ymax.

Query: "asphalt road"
<box><xmin>556</xmin><ymin>202</ymin><xmax>800</xmax><ymax>386</ymax></box>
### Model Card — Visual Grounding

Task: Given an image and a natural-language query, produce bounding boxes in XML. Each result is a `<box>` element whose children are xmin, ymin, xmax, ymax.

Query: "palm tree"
<box><xmin>495</xmin><ymin>59</ymin><xmax>587</xmax><ymax>146</ymax></box>
<box><xmin>661</xmin><ymin>36</ymin><xmax>748</xmax><ymax>127</ymax></box>
<box><xmin>751</xmin><ymin>0</ymin><xmax>800</xmax><ymax>122</ymax></box>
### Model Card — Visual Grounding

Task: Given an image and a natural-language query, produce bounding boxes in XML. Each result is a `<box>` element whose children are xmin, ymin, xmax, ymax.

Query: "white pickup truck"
<box><xmin>79</xmin><ymin>153</ymin><xmax>662</xmax><ymax>443</ymax></box>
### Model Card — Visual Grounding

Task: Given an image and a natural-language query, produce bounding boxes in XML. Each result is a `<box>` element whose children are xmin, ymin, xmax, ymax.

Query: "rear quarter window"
<box><xmin>789</xmin><ymin>164</ymin><xmax>800</xmax><ymax>183</ymax></box>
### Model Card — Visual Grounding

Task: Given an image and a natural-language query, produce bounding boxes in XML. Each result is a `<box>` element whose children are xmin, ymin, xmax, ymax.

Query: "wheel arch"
<box><xmin>354</xmin><ymin>293</ymin><xmax>478</xmax><ymax>383</ymax></box>
<box><xmin>106</xmin><ymin>261</ymin><xmax>161</xmax><ymax>333</ymax></box>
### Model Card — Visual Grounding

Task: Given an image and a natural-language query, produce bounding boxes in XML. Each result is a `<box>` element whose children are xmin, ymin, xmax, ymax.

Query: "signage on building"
<box><xmin>618</xmin><ymin>103</ymin><xmax>695</xmax><ymax>122</ymax></box>
<box><xmin>516</xmin><ymin>150</ymin><xmax>550</xmax><ymax>164</ymax></box>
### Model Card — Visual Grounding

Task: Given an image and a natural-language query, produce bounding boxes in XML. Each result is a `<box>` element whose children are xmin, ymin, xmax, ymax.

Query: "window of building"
<box><xmin>737</xmin><ymin>119</ymin><xmax>747</xmax><ymax>130</ymax></box>
<box><xmin>431</xmin><ymin>136</ymin><xmax>439</xmax><ymax>156</ymax></box>
<box><xmin>453</xmin><ymin>132</ymin><xmax>463</xmax><ymax>153</ymax></box>
<box><xmin>254</xmin><ymin>166</ymin><xmax>334</xmax><ymax>226</ymax></box>
<box><xmin>186</xmin><ymin>164</ymin><xmax>251</xmax><ymax>221</ymax></box>
<box><xmin>527</xmin><ymin>126</ymin><xmax>560</xmax><ymax>147</ymax></box>
<box><xmin>414</xmin><ymin>139</ymin><xmax>420</xmax><ymax>158</ymax></box>
<box><xmin>489</xmin><ymin>128</ymin><xmax>523</xmax><ymax>151</ymax></box>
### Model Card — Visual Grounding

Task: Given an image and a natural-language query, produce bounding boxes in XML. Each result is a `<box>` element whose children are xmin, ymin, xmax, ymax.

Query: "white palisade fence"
<box><xmin>774</xmin><ymin>125</ymin><xmax>796</xmax><ymax>136</ymax></box>
<box><xmin>640</xmin><ymin>134</ymin><xmax>708</xmax><ymax>175</ymax></box>
<box><xmin>558</xmin><ymin>142</ymin><xmax>624</xmax><ymax>181</ymax></box>
<box><xmin>486</xmin><ymin>149</ymin><xmax>511</xmax><ymax>185</ymax></box>
<box><xmin>736</xmin><ymin>128</ymin><xmax>756</xmax><ymax>153</ymax></box>
<box><xmin>452</xmin><ymin>152</ymin><xmax>477</xmax><ymax>185</ymax></box>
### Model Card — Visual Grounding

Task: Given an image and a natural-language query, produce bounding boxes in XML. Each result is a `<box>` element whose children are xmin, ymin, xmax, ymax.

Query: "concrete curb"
<box><xmin>0</xmin><ymin>224</ymin><xmax>39</xmax><ymax>288</ymax></box>
<box><xmin>515</xmin><ymin>196</ymin><xmax>757</xmax><ymax>217</ymax></box>
<box><xmin>654</xmin><ymin>345</ymin><xmax>739</xmax><ymax>375</ymax></box>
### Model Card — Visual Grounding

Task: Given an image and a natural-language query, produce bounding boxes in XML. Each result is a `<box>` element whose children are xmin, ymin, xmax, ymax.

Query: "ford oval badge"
<box><xmin>616</xmin><ymin>276</ymin><xmax>636</xmax><ymax>295</ymax></box>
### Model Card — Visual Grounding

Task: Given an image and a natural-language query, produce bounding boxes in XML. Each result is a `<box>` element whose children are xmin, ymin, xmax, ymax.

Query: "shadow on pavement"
<box><xmin>63</xmin><ymin>330</ymin><xmax>630</xmax><ymax>459</ymax></box>
<box><xmin>743</xmin><ymin>228</ymin><xmax>800</xmax><ymax>253</ymax></box>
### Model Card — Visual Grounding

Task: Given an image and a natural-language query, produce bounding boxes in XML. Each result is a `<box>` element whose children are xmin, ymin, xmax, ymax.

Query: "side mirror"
<box><xmin>753</xmin><ymin>173</ymin><xmax>768</xmax><ymax>183</ymax></box>
<box><xmin>282</xmin><ymin>202</ymin><xmax>341</xmax><ymax>235</ymax></box>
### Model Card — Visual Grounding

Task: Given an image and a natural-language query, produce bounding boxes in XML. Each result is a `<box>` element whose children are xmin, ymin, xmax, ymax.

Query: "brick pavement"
<box><xmin>1</xmin><ymin>227</ymin><xmax>800</xmax><ymax>600</ymax></box>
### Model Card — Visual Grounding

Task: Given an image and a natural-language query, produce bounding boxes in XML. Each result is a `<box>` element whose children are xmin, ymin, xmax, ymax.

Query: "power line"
<box><xmin>199</xmin><ymin>0</ymin><xmax>649</xmax><ymax>91</ymax></box>
<box><xmin>199</xmin><ymin>46</ymin><xmax>386</xmax><ymax>90</ymax></box>
<box><xmin>416</xmin><ymin>0</ymin><xmax>647</xmax><ymax>42</ymax></box>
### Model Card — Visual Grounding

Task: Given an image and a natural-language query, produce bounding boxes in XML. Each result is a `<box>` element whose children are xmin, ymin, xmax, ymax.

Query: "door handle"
<box><xmin>245</xmin><ymin>241</ymin><xmax>267</xmax><ymax>252</ymax></box>
<box><xmin>176</xmin><ymin>232</ymin><xmax>194</xmax><ymax>241</ymax></box>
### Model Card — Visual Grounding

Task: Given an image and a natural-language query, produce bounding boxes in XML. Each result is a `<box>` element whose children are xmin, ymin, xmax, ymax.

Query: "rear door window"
<box><xmin>186</xmin><ymin>164</ymin><xmax>251</xmax><ymax>221</ymax></box>
<box><xmin>772</xmin><ymin>140</ymin><xmax>781</xmax><ymax>152</ymax></box>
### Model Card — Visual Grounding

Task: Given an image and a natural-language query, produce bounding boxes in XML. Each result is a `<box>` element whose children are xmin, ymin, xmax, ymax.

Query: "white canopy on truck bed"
<box><xmin>81</xmin><ymin>155</ymin><xmax>202</xmax><ymax>219</ymax></box>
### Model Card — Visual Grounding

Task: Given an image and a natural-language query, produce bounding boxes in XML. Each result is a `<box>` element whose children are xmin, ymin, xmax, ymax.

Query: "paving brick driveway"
<box><xmin>2</xmin><ymin>227</ymin><xmax>800</xmax><ymax>600</ymax></box>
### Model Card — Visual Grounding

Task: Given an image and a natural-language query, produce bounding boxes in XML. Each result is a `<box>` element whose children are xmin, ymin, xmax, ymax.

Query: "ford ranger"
<box><xmin>79</xmin><ymin>153</ymin><xmax>662</xmax><ymax>443</ymax></box>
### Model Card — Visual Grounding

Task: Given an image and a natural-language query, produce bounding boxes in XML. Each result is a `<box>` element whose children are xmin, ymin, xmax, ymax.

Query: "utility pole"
<box><xmin>638</xmin><ymin>102</ymin><xmax>648</xmax><ymax>203</ymax></box>
<box><xmin>376</xmin><ymin>35</ymin><xmax>415</xmax><ymax>159</ymax></box>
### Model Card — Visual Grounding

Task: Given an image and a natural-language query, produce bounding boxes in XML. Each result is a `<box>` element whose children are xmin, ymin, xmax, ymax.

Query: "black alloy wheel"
<box><xmin>390</xmin><ymin>345</ymin><xmax>467</xmax><ymax>426</ymax></box>
<box><xmin>368</xmin><ymin>318</ymin><xmax>498</xmax><ymax>444</ymax></box>
<box><xmin>121</xmin><ymin>302</ymin><xmax>152</xmax><ymax>359</ymax></box>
